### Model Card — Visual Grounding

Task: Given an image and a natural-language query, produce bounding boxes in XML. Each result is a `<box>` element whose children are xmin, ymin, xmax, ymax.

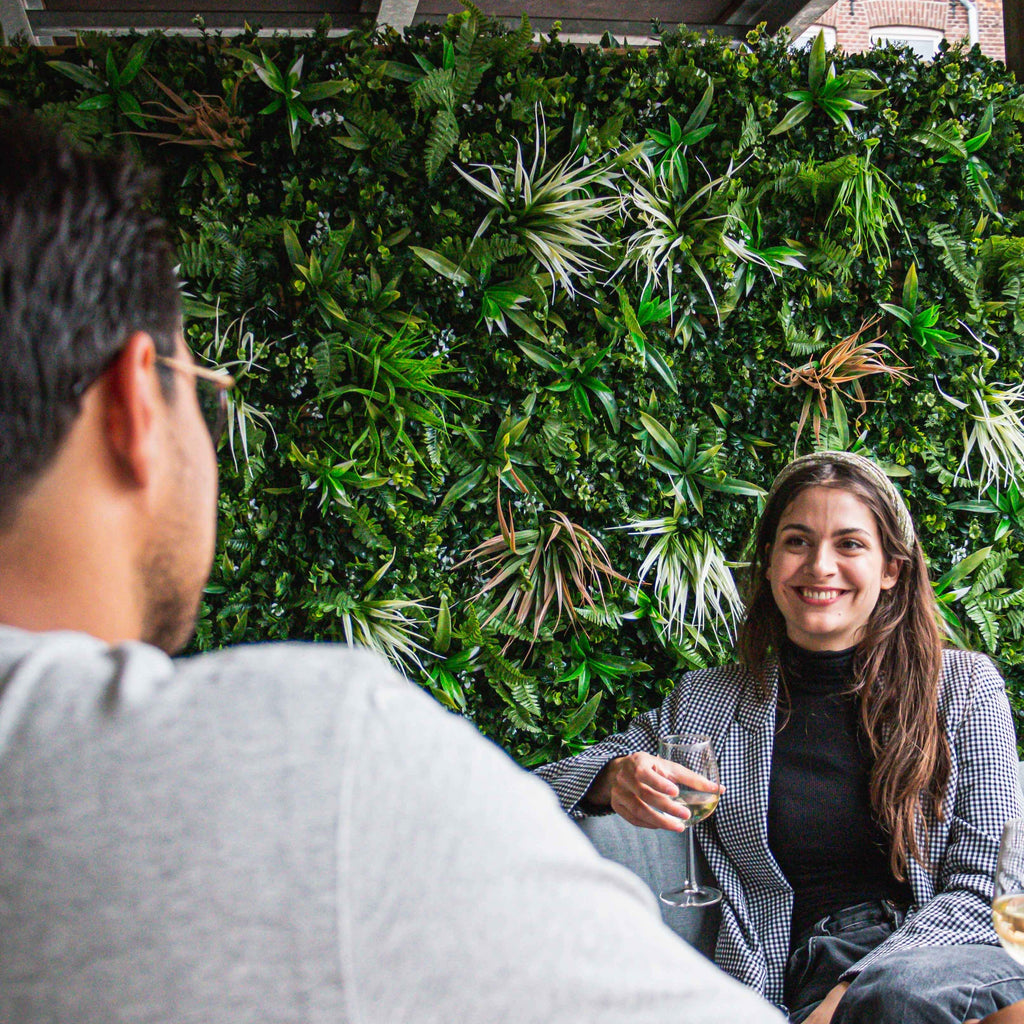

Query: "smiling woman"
<box><xmin>535</xmin><ymin>450</ymin><xmax>1024</xmax><ymax>1024</ymax></box>
<box><xmin>766</xmin><ymin>486</ymin><xmax>900</xmax><ymax>652</ymax></box>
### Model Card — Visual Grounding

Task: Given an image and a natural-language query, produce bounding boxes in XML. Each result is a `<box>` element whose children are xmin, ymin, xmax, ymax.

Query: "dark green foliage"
<box><xmin>5</xmin><ymin>19</ymin><xmax>1024</xmax><ymax>762</ymax></box>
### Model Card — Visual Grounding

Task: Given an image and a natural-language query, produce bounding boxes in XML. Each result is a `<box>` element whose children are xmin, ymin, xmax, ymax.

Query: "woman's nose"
<box><xmin>809</xmin><ymin>544</ymin><xmax>837</xmax><ymax>576</ymax></box>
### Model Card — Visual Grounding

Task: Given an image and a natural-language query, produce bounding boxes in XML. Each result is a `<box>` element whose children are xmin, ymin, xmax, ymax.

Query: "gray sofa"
<box><xmin>575</xmin><ymin>760</ymin><xmax>1024</xmax><ymax>956</ymax></box>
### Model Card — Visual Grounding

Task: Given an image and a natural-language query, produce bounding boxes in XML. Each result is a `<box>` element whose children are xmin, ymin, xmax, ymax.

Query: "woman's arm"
<box><xmin>841</xmin><ymin>653</ymin><xmax>1023</xmax><ymax>980</ymax></box>
<box><xmin>533</xmin><ymin>673</ymin><xmax>697</xmax><ymax>821</ymax></box>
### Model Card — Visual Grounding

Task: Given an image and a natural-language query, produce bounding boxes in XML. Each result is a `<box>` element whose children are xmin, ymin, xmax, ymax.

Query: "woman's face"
<box><xmin>766</xmin><ymin>484</ymin><xmax>900</xmax><ymax>652</ymax></box>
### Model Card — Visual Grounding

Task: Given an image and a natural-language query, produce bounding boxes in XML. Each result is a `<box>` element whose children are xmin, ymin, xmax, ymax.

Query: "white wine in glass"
<box><xmin>994</xmin><ymin>819</ymin><xmax>1024</xmax><ymax>964</ymax></box>
<box><xmin>657</xmin><ymin>734</ymin><xmax>723</xmax><ymax>909</ymax></box>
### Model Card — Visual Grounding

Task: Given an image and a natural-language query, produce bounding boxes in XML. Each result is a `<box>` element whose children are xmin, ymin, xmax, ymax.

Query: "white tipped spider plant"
<box><xmin>454</xmin><ymin>106</ymin><xmax>620</xmax><ymax>301</ymax></box>
<box><xmin>619</xmin><ymin>511</ymin><xmax>744</xmax><ymax>646</ymax></box>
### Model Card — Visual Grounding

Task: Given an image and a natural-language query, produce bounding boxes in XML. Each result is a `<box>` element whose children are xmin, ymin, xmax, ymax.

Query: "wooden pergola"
<box><xmin>1</xmin><ymin>0</ymin><xmax>1019</xmax><ymax>74</ymax></box>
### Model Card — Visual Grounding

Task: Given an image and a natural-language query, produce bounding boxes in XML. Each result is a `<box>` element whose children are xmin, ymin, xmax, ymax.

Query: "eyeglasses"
<box><xmin>156</xmin><ymin>355</ymin><xmax>235</xmax><ymax>446</ymax></box>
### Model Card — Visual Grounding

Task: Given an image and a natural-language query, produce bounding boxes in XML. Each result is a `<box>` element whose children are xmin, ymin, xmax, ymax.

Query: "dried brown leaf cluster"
<box><xmin>777</xmin><ymin>316</ymin><xmax>913</xmax><ymax>448</ymax></box>
<box><xmin>132</xmin><ymin>74</ymin><xmax>251</xmax><ymax>163</ymax></box>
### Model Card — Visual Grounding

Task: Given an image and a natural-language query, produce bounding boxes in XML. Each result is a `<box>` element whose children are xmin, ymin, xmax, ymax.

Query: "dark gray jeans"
<box><xmin>786</xmin><ymin>900</ymin><xmax>1024</xmax><ymax>1024</ymax></box>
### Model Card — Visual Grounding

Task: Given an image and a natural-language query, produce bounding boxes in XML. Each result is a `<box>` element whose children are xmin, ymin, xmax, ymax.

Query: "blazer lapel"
<box><xmin>715</xmin><ymin>662</ymin><xmax>790</xmax><ymax>890</ymax></box>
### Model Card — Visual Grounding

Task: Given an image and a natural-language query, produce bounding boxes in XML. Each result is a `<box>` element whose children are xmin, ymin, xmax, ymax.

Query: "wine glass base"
<box><xmin>659</xmin><ymin>885</ymin><xmax>723</xmax><ymax>908</ymax></box>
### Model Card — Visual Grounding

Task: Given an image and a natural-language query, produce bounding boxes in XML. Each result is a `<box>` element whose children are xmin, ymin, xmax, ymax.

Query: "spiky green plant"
<box><xmin>939</xmin><ymin>367</ymin><xmax>1024</xmax><ymax>496</ymax></box>
<box><xmin>314</xmin><ymin>320</ymin><xmax>468</xmax><ymax>473</ymax></box>
<box><xmin>770</xmin><ymin>30</ymin><xmax>885</xmax><ymax>136</ymax></box>
<box><xmin>825</xmin><ymin>143</ymin><xmax>904</xmax><ymax>265</ymax></box>
<box><xmin>623</xmin><ymin>514</ymin><xmax>744</xmax><ymax>645</ymax></box>
<box><xmin>454</xmin><ymin>108</ymin><xmax>620</xmax><ymax>299</ymax></box>
<box><xmin>303</xmin><ymin>587</ymin><xmax>433</xmax><ymax>673</ymax></box>
<box><xmin>635</xmin><ymin>412</ymin><xmax>765</xmax><ymax>513</ymax></box>
<box><xmin>193</xmin><ymin>304</ymin><xmax>276</xmax><ymax>471</ymax></box>
<box><xmin>617</xmin><ymin>154</ymin><xmax>773</xmax><ymax>319</ymax></box>
<box><xmin>458</xmin><ymin>490</ymin><xmax>631</xmax><ymax>641</ymax></box>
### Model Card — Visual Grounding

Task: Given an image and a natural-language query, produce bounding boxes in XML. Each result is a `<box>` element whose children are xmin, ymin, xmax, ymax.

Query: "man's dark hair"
<box><xmin>0</xmin><ymin>108</ymin><xmax>180</xmax><ymax>518</ymax></box>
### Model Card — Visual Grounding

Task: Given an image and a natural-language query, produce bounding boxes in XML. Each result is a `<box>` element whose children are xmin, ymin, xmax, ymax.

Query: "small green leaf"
<box><xmin>902</xmin><ymin>262</ymin><xmax>919</xmax><ymax>311</ymax></box>
<box><xmin>47</xmin><ymin>60</ymin><xmax>106</xmax><ymax>92</ymax></box>
<box><xmin>440</xmin><ymin>463</ymin><xmax>486</xmax><ymax>507</ymax></box>
<box><xmin>562</xmin><ymin>692</ymin><xmax>602</xmax><ymax>739</ymax></box>
<box><xmin>435</xmin><ymin>593</ymin><xmax>452</xmax><ymax>653</ymax></box>
<box><xmin>770</xmin><ymin>102</ymin><xmax>813</xmax><ymax>136</ymax></box>
<box><xmin>77</xmin><ymin>94</ymin><xmax>114</xmax><ymax>111</ymax></box>
<box><xmin>410</xmin><ymin>246</ymin><xmax>473</xmax><ymax>287</ymax></box>
<box><xmin>808</xmin><ymin>30</ymin><xmax>827</xmax><ymax>93</ymax></box>
<box><xmin>302</xmin><ymin>80</ymin><xmax>346</xmax><ymax>101</ymax></box>
<box><xmin>282</xmin><ymin>223</ymin><xmax>304</xmax><ymax>270</ymax></box>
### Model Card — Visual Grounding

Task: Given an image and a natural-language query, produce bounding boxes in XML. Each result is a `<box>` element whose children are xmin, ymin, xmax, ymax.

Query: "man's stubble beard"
<box><xmin>139</xmin><ymin>426</ymin><xmax>215</xmax><ymax>656</ymax></box>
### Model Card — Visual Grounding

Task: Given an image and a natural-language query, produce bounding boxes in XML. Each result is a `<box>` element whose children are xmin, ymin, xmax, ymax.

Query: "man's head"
<box><xmin>0</xmin><ymin>109</ymin><xmax>219</xmax><ymax>653</ymax></box>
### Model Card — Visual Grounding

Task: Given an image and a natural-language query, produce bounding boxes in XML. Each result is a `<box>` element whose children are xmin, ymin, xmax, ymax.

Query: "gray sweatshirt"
<box><xmin>0</xmin><ymin>626</ymin><xmax>783</xmax><ymax>1024</ymax></box>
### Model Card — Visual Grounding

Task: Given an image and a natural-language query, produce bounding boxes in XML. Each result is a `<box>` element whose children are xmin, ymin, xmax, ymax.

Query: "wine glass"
<box><xmin>657</xmin><ymin>733</ymin><xmax>723</xmax><ymax>908</ymax></box>
<box><xmin>994</xmin><ymin>818</ymin><xmax>1024</xmax><ymax>963</ymax></box>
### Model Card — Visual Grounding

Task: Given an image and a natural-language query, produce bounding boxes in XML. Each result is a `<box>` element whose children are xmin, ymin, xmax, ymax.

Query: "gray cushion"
<box><xmin>576</xmin><ymin>814</ymin><xmax>720</xmax><ymax>957</ymax></box>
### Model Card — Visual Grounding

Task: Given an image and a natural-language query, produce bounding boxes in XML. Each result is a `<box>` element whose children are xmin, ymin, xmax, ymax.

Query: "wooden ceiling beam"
<box><xmin>1005</xmin><ymin>0</ymin><xmax>1022</xmax><ymax>76</ymax></box>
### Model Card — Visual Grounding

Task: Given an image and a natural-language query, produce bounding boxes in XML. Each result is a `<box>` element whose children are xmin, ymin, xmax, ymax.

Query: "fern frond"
<box><xmin>311</xmin><ymin>339</ymin><xmax>335</xmax><ymax>391</ymax></box>
<box><xmin>575</xmin><ymin>603</ymin><xmax>625</xmax><ymax>628</ymax></box>
<box><xmin>337</xmin><ymin>501</ymin><xmax>391</xmax><ymax>549</ymax></box>
<box><xmin>454</xmin><ymin>54</ymin><xmax>487</xmax><ymax>106</ymax></box>
<box><xmin>411</xmin><ymin>66</ymin><xmax>457</xmax><ymax>115</ymax></box>
<box><xmin>792</xmin><ymin>154</ymin><xmax>860</xmax><ymax>204</ymax></box>
<box><xmin>499</xmin><ymin>13</ymin><xmax>533</xmax><ymax>67</ymax></box>
<box><xmin>979</xmin><ymin>236</ymin><xmax>1024</xmax><ymax>277</ymax></box>
<box><xmin>344</xmin><ymin>102</ymin><xmax>406</xmax><ymax>143</ymax></box>
<box><xmin>968</xmin><ymin>549</ymin><xmax>1009</xmax><ymax>594</ymax></box>
<box><xmin>928</xmin><ymin>223</ymin><xmax>978</xmax><ymax>292</ymax></box>
<box><xmin>963</xmin><ymin>594</ymin><xmax>1000</xmax><ymax>651</ymax></box>
<box><xmin>738</xmin><ymin>104</ymin><xmax>763</xmax><ymax>151</ymax></box>
<box><xmin>910</xmin><ymin>119</ymin><xmax>966</xmax><ymax>157</ymax></box>
<box><xmin>425</xmin><ymin>107</ymin><xmax>460</xmax><ymax>181</ymax></box>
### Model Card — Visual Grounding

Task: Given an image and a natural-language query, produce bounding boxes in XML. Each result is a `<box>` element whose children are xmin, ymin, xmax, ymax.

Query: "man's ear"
<box><xmin>100</xmin><ymin>332</ymin><xmax>163</xmax><ymax>488</ymax></box>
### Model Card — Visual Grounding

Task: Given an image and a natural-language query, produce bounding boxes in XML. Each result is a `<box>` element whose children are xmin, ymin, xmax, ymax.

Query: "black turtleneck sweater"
<box><xmin>767</xmin><ymin>639</ymin><xmax>912</xmax><ymax>944</ymax></box>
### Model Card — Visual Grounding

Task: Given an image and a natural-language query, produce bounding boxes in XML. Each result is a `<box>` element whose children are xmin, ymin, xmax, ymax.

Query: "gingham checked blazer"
<box><xmin>534</xmin><ymin>648</ymin><xmax>1023</xmax><ymax>1009</ymax></box>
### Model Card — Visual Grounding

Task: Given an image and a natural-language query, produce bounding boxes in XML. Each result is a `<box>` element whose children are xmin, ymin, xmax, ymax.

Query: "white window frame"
<box><xmin>792</xmin><ymin>25</ymin><xmax>837</xmax><ymax>49</ymax></box>
<box><xmin>869</xmin><ymin>26</ymin><xmax>943</xmax><ymax>58</ymax></box>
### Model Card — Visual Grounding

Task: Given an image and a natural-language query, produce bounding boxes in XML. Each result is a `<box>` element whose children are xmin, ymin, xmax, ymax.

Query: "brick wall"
<box><xmin>811</xmin><ymin>0</ymin><xmax>1005</xmax><ymax>61</ymax></box>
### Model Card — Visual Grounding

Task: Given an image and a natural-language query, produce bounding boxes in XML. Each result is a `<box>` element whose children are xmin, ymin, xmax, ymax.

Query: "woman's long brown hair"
<box><xmin>737</xmin><ymin>459</ymin><xmax>948</xmax><ymax>881</ymax></box>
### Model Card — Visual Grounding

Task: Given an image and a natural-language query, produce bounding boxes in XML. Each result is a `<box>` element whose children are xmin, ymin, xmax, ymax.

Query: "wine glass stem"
<box><xmin>682</xmin><ymin>824</ymin><xmax>696</xmax><ymax>891</ymax></box>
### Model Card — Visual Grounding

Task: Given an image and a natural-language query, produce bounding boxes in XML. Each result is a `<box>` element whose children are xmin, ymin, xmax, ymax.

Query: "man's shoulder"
<box><xmin>0</xmin><ymin>626</ymin><xmax>421</xmax><ymax>737</ymax></box>
<box><xmin>179</xmin><ymin>640</ymin><xmax>407</xmax><ymax>694</ymax></box>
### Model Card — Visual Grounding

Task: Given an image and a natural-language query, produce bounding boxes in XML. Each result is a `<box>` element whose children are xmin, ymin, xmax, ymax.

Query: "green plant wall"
<box><xmin>3</xmin><ymin>14</ymin><xmax>1024</xmax><ymax>762</ymax></box>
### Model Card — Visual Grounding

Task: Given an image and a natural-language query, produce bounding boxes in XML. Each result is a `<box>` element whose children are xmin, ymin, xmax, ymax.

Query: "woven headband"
<box><xmin>766</xmin><ymin>451</ymin><xmax>916</xmax><ymax>547</ymax></box>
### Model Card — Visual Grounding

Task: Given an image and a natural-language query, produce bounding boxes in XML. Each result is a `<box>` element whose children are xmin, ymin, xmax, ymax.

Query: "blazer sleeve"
<box><xmin>841</xmin><ymin>653</ymin><xmax>1024</xmax><ymax>979</ymax></box>
<box><xmin>533</xmin><ymin>675</ymin><xmax>692</xmax><ymax>818</ymax></box>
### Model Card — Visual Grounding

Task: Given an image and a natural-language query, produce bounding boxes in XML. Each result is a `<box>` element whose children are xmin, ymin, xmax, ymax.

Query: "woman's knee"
<box><xmin>834</xmin><ymin>947</ymin><xmax>1024</xmax><ymax>1024</ymax></box>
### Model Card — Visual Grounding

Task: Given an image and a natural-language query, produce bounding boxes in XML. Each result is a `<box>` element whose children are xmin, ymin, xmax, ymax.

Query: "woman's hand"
<box><xmin>802</xmin><ymin>981</ymin><xmax>850</xmax><ymax>1024</ymax></box>
<box><xmin>585</xmin><ymin>752</ymin><xmax>723</xmax><ymax>831</ymax></box>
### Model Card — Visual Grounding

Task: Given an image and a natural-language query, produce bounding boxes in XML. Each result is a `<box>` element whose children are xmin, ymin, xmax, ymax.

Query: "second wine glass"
<box><xmin>657</xmin><ymin>733</ymin><xmax>723</xmax><ymax>908</ymax></box>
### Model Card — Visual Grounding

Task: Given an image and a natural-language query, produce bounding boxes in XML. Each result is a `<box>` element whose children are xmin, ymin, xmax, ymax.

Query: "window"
<box><xmin>792</xmin><ymin>25</ymin><xmax>837</xmax><ymax>49</ymax></box>
<box><xmin>869</xmin><ymin>27</ymin><xmax>943</xmax><ymax>58</ymax></box>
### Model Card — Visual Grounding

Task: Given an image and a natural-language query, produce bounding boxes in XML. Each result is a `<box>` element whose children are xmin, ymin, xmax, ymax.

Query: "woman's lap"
<box><xmin>785</xmin><ymin>901</ymin><xmax>1024</xmax><ymax>1023</ymax></box>
<box><xmin>832</xmin><ymin>945</ymin><xmax>1024</xmax><ymax>1024</ymax></box>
